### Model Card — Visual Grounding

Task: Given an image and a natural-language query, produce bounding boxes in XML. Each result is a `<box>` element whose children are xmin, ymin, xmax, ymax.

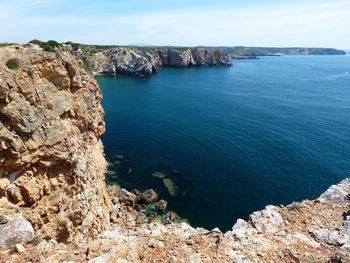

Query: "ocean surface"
<box><xmin>96</xmin><ymin>54</ymin><xmax>350</xmax><ymax>231</ymax></box>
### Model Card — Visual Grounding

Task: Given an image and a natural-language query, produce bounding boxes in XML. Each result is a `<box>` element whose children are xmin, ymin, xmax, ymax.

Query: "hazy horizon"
<box><xmin>1</xmin><ymin>0</ymin><xmax>349</xmax><ymax>49</ymax></box>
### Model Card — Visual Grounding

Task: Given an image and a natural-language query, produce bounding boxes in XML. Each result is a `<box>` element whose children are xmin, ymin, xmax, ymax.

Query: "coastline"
<box><xmin>1</xmin><ymin>43</ymin><xmax>350</xmax><ymax>262</ymax></box>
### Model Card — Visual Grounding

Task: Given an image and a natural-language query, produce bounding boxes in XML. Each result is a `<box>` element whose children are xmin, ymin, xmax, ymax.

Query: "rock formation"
<box><xmin>2</xmin><ymin>179</ymin><xmax>350</xmax><ymax>262</ymax></box>
<box><xmin>0</xmin><ymin>44</ymin><xmax>111</xmax><ymax>242</ymax></box>
<box><xmin>88</xmin><ymin>47</ymin><xmax>232</xmax><ymax>76</ymax></box>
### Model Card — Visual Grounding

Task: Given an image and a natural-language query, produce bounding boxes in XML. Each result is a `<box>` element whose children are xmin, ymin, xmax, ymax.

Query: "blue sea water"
<box><xmin>96</xmin><ymin>54</ymin><xmax>350</xmax><ymax>231</ymax></box>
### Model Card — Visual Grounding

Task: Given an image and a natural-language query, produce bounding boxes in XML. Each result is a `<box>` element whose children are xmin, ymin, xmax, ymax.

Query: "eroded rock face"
<box><xmin>88</xmin><ymin>47</ymin><xmax>232</xmax><ymax>76</ymax></box>
<box><xmin>0</xmin><ymin>44</ymin><xmax>111</xmax><ymax>242</ymax></box>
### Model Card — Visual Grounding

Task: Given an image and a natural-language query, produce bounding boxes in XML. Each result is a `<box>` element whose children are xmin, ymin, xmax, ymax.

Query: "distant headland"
<box><xmin>0</xmin><ymin>40</ymin><xmax>345</xmax><ymax>77</ymax></box>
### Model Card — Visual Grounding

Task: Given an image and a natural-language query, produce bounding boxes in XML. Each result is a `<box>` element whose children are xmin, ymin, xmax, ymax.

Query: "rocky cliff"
<box><xmin>88</xmin><ymin>47</ymin><xmax>232</xmax><ymax>76</ymax></box>
<box><xmin>0</xmin><ymin>44</ymin><xmax>111</xmax><ymax>242</ymax></box>
<box><xmin>209</xmin><ymin>46</ymin><xmax>347</xmax><ymax>57</ymax></box>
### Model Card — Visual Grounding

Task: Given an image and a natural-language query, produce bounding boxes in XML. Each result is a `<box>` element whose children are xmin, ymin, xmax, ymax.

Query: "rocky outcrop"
<box><xmin>0</xmin><ymin>44</ymin><xmax>111</xmax><ymax>242</ymax></box>
<box><xmin>88</xmin><ymin>47</ymin><xmax>232</xmax><ymax>76</ymax></box>
<box><xmin>2</xmin><ymin>179</ymin><xmax>350</xmax><ymax>262</ymax></box>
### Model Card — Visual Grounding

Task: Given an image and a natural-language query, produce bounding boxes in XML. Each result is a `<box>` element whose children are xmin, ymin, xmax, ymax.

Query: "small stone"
<box><xmin>15</xmin><ymin>243</ymin><xmax>25</xmax><ymax>253</ymax></box>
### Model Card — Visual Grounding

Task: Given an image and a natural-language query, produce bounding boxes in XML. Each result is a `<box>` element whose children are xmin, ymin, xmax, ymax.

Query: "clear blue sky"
<box><xmin>0</xmin><ymin>0</ymin><xmax>349</xmax><ymax>48</ymax></box>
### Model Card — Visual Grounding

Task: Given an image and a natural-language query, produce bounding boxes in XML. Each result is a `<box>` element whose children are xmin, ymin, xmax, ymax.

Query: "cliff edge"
<box><xmin>0</xmin><ymin>44</ymin><xmax>111</xmax><ymax>242</ymax></box>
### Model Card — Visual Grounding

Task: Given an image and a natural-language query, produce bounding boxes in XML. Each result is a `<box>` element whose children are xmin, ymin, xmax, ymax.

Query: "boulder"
<box><xmin>311</xmin><ymin>229</ymin><xmax>349</xmax><ymax>246</ymax></box>
<box><xmin>319</xmin><ymin>179</ymin><xmax>350</xmax><ymax>205</ymax></box>
<box><xmin>0</xmin><ymin>219</ymin><xmax>34</xmax><ymax>248</ymax></box>
<box><xmin>155</xmin><ymin>199</ymin><xmax>168</xmax><ymax>211</ymax></box>
<box><xmin>116</xmin><ymin>189</ymin><xmax>137</xmax><ymax>206</ymax></box>
<box><xmin>139</xmin><ymin>189</ymin><xmax>158</xmax><ymax>204</ymax></box>
<box><xmin>249</xmin><ymin>205</ymin><xmax>284</xmax><ymax>233</ymax></box>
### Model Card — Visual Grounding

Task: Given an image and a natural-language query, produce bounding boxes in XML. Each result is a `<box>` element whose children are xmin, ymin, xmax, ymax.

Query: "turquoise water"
<box><xmin>96</xmin><ymin>54</ymin><xmax>350</xmax><ymax>231</ymax></box>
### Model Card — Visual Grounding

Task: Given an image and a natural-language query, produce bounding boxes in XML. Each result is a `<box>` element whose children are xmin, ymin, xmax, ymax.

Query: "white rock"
<box><xmin>0</xmin><ymin>219</ymin><xmax>34</xmax><ymax>248</ymax></box>
<box><xmin>312</xmin><ymin>229</ymin><xmax>349</xmax><ymax>246</ymax></box>
<box><xmin>319</xmin><ymin>179</ymin><xmax>350</xmax><ymax>205</ymax></box>
<box><xmin>15</xmin><ymin>243</ymin><xmax>25</xmax><ymax>253</ymax></box>
<box><xmin>189</xmin><ymin>253</ymin><xmax>202</xmax><ymax>263</ymax></box>
<box><xmin>249</xmin><ymin>206</ymin><xmax>284</xmax><ymax>233</ymax></box>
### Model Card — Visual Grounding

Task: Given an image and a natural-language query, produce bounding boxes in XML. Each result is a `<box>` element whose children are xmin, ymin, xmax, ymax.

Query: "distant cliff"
<box><xmin>204</xmin><ymin>46</ymin><xmax>346</xmax><ymax>57</ymax></box>
<box><xmin>88</xmin><ymin>47</ymin><xmax>232</xmax><ymax>76</ymax></box>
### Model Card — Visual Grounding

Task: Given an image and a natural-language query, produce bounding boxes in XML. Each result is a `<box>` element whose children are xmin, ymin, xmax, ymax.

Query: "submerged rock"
<box><xmin>115</xmin><ymin>155</ymin><xmax>125</xmax><ymax>160</ymax></box>
<box><xmin>163</xmin><ymin>178</ymin><xmax>179</xmax><ymax>197</ymax></box>
<box><xmin>152</xmin><ymin>171</ymin><xmax>167</xmax><ymax>179</ymax></box>
<box><xmin>172</xmin><ymin>169</ymin><xmax>180</xmax><ymax>175</ymax></box>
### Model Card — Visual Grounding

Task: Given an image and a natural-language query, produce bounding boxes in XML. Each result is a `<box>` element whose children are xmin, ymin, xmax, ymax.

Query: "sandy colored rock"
<box><xmin>0</xmin><ymin>44</ymin><xmax>111</xmax><ymax>242</ymax></box>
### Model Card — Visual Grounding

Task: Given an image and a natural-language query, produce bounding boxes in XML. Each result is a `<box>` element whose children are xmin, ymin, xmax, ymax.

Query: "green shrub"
<box><xmin>81</xmin><ymin>56</ymin><xmax>92</xmax><ymax>74</ymax></box>
<box><xmin>31</xmin><ymin>235</ymin><xmax>42</xmax><ymax>245</ymax></box>
<box><xmin>6</xmin><ymin>58</ymin><xmax>20</xmax><ymax>69</ymax></box>
<box><xmin>0</xmin><ymin>43</ymin><xmax>17</xmax><ymax>47</ymax></box>
<box><xmin>29</xmin><ymin>39</ymin><xmax>59</xmax><ymax>52</ymax></box>
<box><xmin>288</xmin><ymin>202</ymin><xmax>303</xmax><ymax>211</ymax></box>
<box><xmin>27</xmin><ymin>69</ymin><xmax>34</xmax><ymax>78</ymax></box>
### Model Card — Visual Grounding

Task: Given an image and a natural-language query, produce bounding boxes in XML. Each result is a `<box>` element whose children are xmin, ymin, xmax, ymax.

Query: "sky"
<box><xmin>0</xmin><ymin>0</ymin><xmax>349</xmax><ymax>48</ymax></box>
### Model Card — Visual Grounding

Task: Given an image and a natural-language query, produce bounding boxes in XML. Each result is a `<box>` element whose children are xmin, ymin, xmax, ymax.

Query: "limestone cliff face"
<box><xmin>88</xmin><ymin>47</ymin><xmax>232</xmax><ymax>76</ymax></box>
<box><xmin>0</xmin><ymin>44</ymin><xmax>111</xmax><ymax>242</ymax></box>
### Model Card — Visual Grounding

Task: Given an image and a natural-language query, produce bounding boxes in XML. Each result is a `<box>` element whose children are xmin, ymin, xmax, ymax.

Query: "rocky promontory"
<box><xmin>1</xmin><ymin>43</ymin><xmax>350</xmax><ymax>263</ymax></box>
<box><xmin>0</xmin><ymin>43</ymin><xmax>111</xmax><ymax>243</ymax></box>
<box><xmin>88</xmin><ymin>47</ymin><xmax>232</xmax><ymax>76</ymax></box>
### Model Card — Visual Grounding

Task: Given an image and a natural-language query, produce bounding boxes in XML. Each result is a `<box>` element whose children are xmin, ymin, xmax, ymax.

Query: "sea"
<box><xmin>96</xmin><ymin>53</ymin><xmax>350</xmax><ymax>231</ymax></box>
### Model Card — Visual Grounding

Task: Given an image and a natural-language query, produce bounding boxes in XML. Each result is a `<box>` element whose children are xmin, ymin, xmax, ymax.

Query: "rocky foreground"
<box><xmin>1</xmin><ymin>44</ymin><xmax>350</xmax><ymax>263</ymax></box>
<box><xmin>88</xmin><ymin>47</ymin><xmax>232</xmax><ymax>76</ymax></box>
